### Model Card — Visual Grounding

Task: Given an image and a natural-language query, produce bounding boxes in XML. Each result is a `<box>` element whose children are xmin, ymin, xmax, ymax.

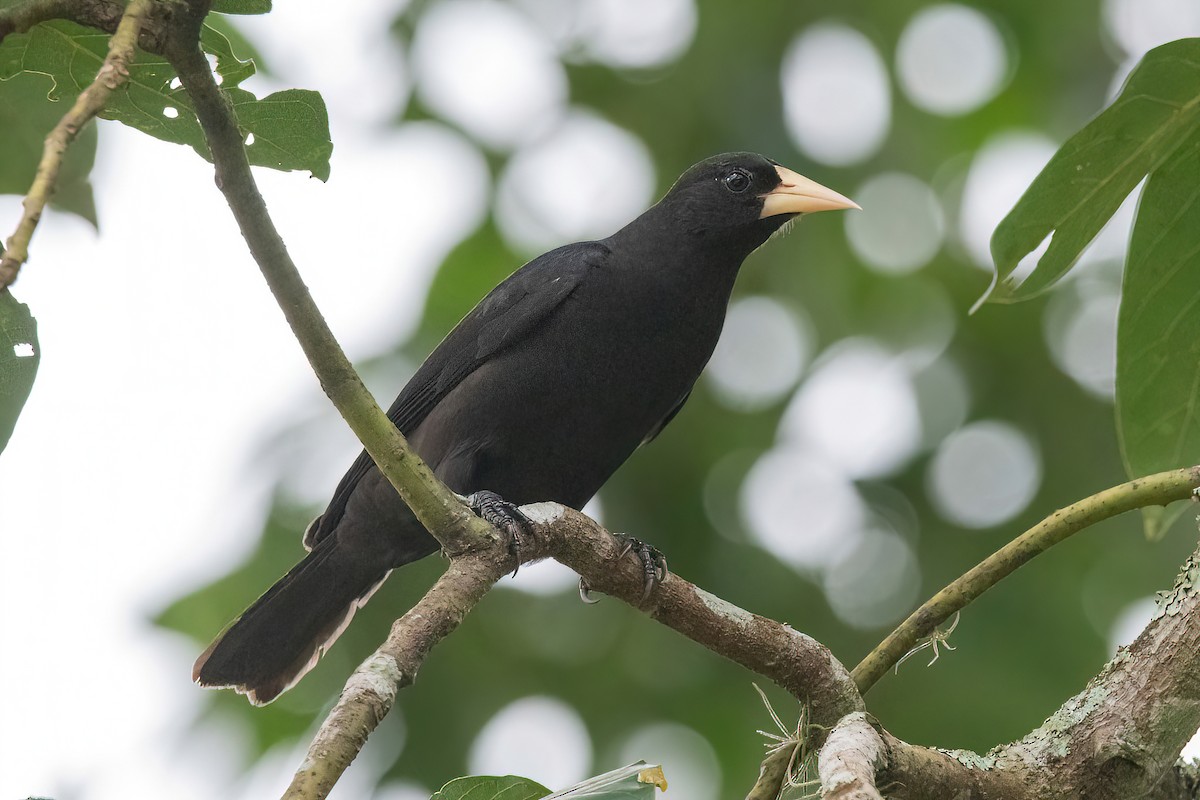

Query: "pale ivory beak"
<box><xmin>759</xmin><ymin>165</ymin><xmax>860</xmax><ymax>218</ymax></box>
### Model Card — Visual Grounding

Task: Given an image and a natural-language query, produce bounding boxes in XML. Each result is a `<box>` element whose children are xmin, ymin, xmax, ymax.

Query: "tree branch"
<box><xmin>0</xmin><ymin>0</ymin><xmax>171</xmax><ymax>52</ymax></box>
<box><xmin>282</xmin><ymin>503</ymin><xmax>866</xmax><ymax>800</ymax></box>
<box><xmin>0</xmin><ymin>0</ymin><xmax>154</xmax><ymax>290</ymax></box>
<box><xmin>818</xmin><ymin>713</ymin><xmax>886</xmax><ymax>800</ymax></box>
<box><xmin>853</xmin><ymin>467</ymin><xmax>1200</xmax><ymax>693</ymax></box>
<box><xmin>282</xmin><ymin>548</ymin><xmax>507</xmax><ymax>800</ymax></box>
<box><xmin>0</xmin><ymin>0</ymin><xmax>78</xmax><ymax>41</ymax></box>
<box><xmin>1005</xmin><ymin>536</ymin><xmax>1200</xmax><ymax>799</ymax></box>
<box><xmin>160</xmin><ymin>9</ymin><xmax>493</xmax><ymax>556</ymax></box>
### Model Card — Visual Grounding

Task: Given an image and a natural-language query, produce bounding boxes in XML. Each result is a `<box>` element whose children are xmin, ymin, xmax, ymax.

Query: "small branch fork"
<box><xmin>0</xmin><ymin>0</ymin><xmax>155</xmax><ymax>290</ymax></box>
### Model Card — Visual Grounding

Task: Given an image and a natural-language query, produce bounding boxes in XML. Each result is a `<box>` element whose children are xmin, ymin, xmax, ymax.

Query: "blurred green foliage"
<box><xmin>130</xmin><ymin>0</ymin><xmax>1199</xmax><ymax>797</ymax></box>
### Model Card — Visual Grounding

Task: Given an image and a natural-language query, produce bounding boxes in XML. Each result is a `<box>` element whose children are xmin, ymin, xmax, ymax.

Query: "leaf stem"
<box><xmin>852</xmin><ymin>466</ymin><xmax>1200</xmax><ymax>694</ymax></box>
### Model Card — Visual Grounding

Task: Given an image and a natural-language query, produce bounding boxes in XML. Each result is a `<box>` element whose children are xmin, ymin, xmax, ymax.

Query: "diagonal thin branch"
<box><xmin>853</xmin><ymin>466</ymin><xmax>1200</xmax><ymax>693</ymax></box>
<box><xmin>160</xmin><ymin>5</ymin><xmax>493</xmax><ymax>556</ymax></box>
<box><xmin>0</xmin><ymin>0</ymin><xmax>154</xmax><ymax>290</ymax></box>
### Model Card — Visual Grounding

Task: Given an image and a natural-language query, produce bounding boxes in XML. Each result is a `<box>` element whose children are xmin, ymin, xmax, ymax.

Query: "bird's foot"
<box><xmin>578</xmin><ymin>535</ymin><xmax>669</xmax><ymax>604</ymax></box>
<box><xmin>466</xmin><ymin>490</ymin><xmax>532</xmax><ymax>575</ymax></box>
<box><xmin>621</xmin><ymin>534</ymin><xmax>670</xmax><ymax>603</ymax></box>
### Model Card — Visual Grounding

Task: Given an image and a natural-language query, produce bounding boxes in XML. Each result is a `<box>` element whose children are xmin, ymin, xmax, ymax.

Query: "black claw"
<box><xmin>614</xmin><ymin>534</ymin><xmax>668</xmax><ymax>602</ymax></box>
<box><xmin>467</xmin><ymin>490</ymin><xmax>532</xmax><ymax>575</ymax></box>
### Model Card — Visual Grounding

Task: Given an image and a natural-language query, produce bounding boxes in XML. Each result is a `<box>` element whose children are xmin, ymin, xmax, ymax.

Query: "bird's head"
<box><xmin>656</xmin><ymin>152</ymin><xmax>859</xmax><ymax>252</ymax></box>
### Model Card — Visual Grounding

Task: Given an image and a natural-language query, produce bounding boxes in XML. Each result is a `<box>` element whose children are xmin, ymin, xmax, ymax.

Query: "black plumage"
<box><xmin>193</xmin><ymin>152</ymin><xmax>857</xmax><ymax>704</ymax></box>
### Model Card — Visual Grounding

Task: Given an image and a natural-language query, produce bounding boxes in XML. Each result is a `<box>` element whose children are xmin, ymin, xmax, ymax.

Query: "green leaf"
<box><xmin>0</xmin><ymin>21</ymin><xmax>331</xmax><ymax>180</ymax></box>
<box><xmin>545</xmin><ymin>763</ymin><xmax>666</xmax><ymax>799</ymax></box>
<box><xmin>212</xmin><ymin>0</ymin><xmax>272</xmax><ymax>14</ymax></box>
<box><xmin>982</xmin><ymin>38</ymin><xmax>1200</xmax><ymax>307</ymax></box>
<box><xmin>0</xmin><ymin>291</ymin><xmax>40</xmax><ymax>455</ymax></box>
<box><xmin>430</xmin><ymin>775</ymin><xmax>550</xmax><ymax>800</ymax></box>
<box><xmin>0</xmin><ymin>67</ymin><xmax>97</xmax><ymax>224</ymax></box>
<box><xmin>1117</xmin><ymin>134</ymin><xmax>1200</xmax><ymax>483</ymax></box>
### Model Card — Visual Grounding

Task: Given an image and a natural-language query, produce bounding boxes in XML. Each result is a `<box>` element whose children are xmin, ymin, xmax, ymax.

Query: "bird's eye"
<box><xmin>723</xmin><ymin>169</ymin><xmax>752</xmax><ymax>193</ymax></box>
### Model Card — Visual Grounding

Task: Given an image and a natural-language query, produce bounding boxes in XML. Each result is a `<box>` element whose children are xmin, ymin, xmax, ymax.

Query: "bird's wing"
<box><xmin>640</xmin><ymin>389</ymin><xmax>692</xmax><ymax>448</ymax></box>
<box><xmin>304</xmin><ymin>241</ymin><xmax>610</xmax><ymax>549</ymax></box>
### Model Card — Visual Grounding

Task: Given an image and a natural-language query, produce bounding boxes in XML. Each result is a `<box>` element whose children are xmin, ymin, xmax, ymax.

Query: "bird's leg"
<box><xmin>614</xmin><ymin>534</ymin><xmax>669</xmax><ymax>603</ymax></box>
<box><xmin>466</xmin><ymin>490</ymin><xmax>533</xmax><ymax>575</ymax></box>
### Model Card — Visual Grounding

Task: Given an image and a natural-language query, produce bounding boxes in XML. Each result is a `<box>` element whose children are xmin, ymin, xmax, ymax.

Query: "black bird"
<box><xmin>194</xmin><ymin>153</ymin><xmax>857</xmax><ymax>704</ymax></box>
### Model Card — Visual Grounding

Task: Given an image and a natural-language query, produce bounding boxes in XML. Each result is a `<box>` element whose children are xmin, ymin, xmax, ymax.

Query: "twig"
<box><xmin>0</xmin><ymin>0</ymin><xmax>154</xmax><ymax>290</ymax></box>
<box><xmin>160</xmin><ymin>9</ymin><xmax>494</xmax><ymax>555</ymax></box>
<box><xmin>0</xmin><ymin>0</ymin><xmax>173</xmax><ymax>54</ymax></box>
<box><xmin>745</xmin><ymin>744</ymin><xmax>798</xmax><ymax>800</ymax></box>
<box><xmin>282</xmin><ymin>503</ymin><xmax>866</xmax><ymax>800</ymax></box>
<box><xmin>0</xmin><ymin>0</ymin><xmax>78</xmax><ymax>42</ymax></box>
<box><xmin>852</xmin><ymin>466</ymin><xmax>1200</xmax><ymax>693</ymax></box>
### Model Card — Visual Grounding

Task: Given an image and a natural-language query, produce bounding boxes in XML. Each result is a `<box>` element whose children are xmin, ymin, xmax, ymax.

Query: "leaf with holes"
<box><xmin>1117</xmin><ymin>134</ymin><xmax>1200</xmax><ymax>494</ymax></box>
<box><xmin>0</xmin><ymin>20</ymin><xmax>331</xmax><ymax>180</ymax></box>
<box><xmin>0</xmin><ymin>291</ymin><xmax>40</xmax><ymax>455</ymax></box>
<box><xmin>981</xmin><ymin>37</ymin><xmax>1200</xmax><ymax>307</ymax></box>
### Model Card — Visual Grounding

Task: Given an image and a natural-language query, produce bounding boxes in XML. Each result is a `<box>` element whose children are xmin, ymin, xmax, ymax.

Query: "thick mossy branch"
<box><xmin>161</xmin><ymin>10</ymin><xmax>493</xmax><ymax>555</ymax></box>
<box><xmin>853</xmin><ymin>466</ymin><xmax>1200</xmax><ymax>693</ymax></box>
<box><xmin>1007</xmin><ymin>540</ymin><xmax>1200</xmax><ymax>799</ymax></box>
<box><xmin>0</xmin><ymin>0</ymin><xmax>153</xmax><ymax>290</ymax></box>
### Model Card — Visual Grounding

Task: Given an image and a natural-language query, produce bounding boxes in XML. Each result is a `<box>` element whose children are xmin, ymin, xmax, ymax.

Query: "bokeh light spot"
<box><xmin>1043</xmin><ymin>283</ymin><xmax>1119</xmax><ymax>398</ymax></box>
<box><xmin>780</xmin><ymin>340</ymin><xmax>922</xmax><ymax>479</ymax></box>
<box><xmin>577</xmin><ymin>0</ymin><xmax>697</xmax><ymax>69</ymax></box>
<box><xmin>823</xmin><ymin>526</ymin><xmax>921</xmax><ymax>629</ymax></box>
<box><xmin>1107</xmin><ymin>596</ymin><xmax>1158</xmax><ymax>654</ymax></box>
<box><xmin>846</xmin><ymin>173</ymin><xmax>945</xmax><ymax>274</ymax></box>
<box><xmin>927</xmin><ymin>420</ymin><xmax>1041</xmax><ymax>529</ymax></box>
<box><xmin>496</xmin><ymin>111</ymin><xmax>655</xmax><ymax>253</ymax></box>
<box><xmin>705</xmin><ymin>296</ymin><xmax>813</xmax><ymax>412</ymax></box>
<box><xmin>960</xmin><ymin>132</ymin><xmax>1058</xmax><ymax>271</ymax></box>
<box><xmin>781</xmin><ymin>24</ymin><xmax>891</xmax><ymax>166</ymax></box>
<box><xmin>469</xmin><ymin>696</ymin><xmax>591</xmax><ymax>788</ymax></box>
<box><xmin>618</xmin><ymin>722</ymin><xmax>720</xmax><ymax>800</ymax></box>
<box><xmin>413</xmin><ymin>0</ymin><xmax>566</xmax><ymax>149</ymax></box>
<box><xmin>1103</xmin><ymin>0</ymin><xmax>1200</xmax><ymax>58</ymax></box>
<box><xmin>912</xmin><ymin>358</ymin><xmax>971</xmax><ymax>449</ymax></box>
<box><xmin>740</xmin><ymin>447</ymin><xmax>865</xmax><ymax>571</ymax></box>
<box><xmin>896</xmin><ymin>4</ymin><xmax>1009</xmax><ymax>116</ymax></box>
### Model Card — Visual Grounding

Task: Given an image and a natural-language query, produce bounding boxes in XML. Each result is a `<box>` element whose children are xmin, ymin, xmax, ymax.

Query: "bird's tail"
<box><xmin>192</xmin><ymin>536</ymin><xmax>388</xmax><ymax>705</ymax></box>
